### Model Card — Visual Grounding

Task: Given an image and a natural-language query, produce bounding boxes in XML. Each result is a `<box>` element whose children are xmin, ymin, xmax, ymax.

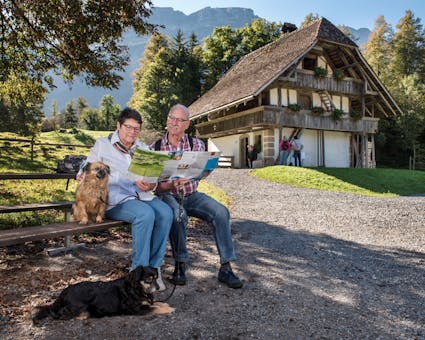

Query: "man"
<box><xmin>292</xmin><ymin>135</ymin><xmax>303</xmax><ymax>166</ymax></box>
<box><xmin>153</xmin><ymin>104</ymin><xmax>243</xmax><ymax>289</ymax></box>
<box><xmin>84</xmin><ymin>107</ymin><xmax>172</xmax><ymax>291</ymax></box>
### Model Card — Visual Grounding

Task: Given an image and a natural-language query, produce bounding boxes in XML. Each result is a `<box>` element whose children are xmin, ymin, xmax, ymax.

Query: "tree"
<box><xmin>0</xmin><ymin>75</ymin><xmax>44</xmax><ymax>136</ymax></box>
<box><xmin>130</xmin><ymin>31</ymin><xmax>203</xmax><ymax>131</ymax></box>
<box><xmin>389</xmin><ymin>10</ymin><xmax>425</xmax><ymax>82</ymax></box>
<box><xmin>0</xmin><ymin>0</ymin><xmax>156</xmax><ymax>88</ymax></box>
<box><xmin>202</xmin><ymin>26</ymin><xmax>241</xmax><ymax>91</ymax></box>
<box><xmin>63</xmin><ymin>101</ymin><xmax>78</xmax><ymax>129</ymax></box>
<box><xmin>99</xmin><ymin>95</ymin><xmax>120</xmax><ymax>130</ymax></box>
<box><xmin>1</xmin><ymin>0</ymin><xmax>156</xmax><ymax>136</ymax></box>
<box><xmin>50</xmin><ymin>100</ymin><xmax>59</xmax><ymax>131</ymax></box>
<box><xmin>300</xmin><ymin>13</ymin><xmax>320</xmax><ymax>28</ymax></box>
<box><xmin>79</xmin><ymin>108</ymin><xmax>103</xmax><ymax>131</ymax></box>
<box><xmin>363</xmin><ymin>16</ymin><xmax>393</xmax><ymax>80</ymax></box>
<box><xmin>238</xmin><ymin>19</ymin><xmax>283</xmax><ymax>57</ymax></box>
<box><xmin>202</xmin><ymin>20</ymin><xmax>283</xmax><ymax>92</ymax></box>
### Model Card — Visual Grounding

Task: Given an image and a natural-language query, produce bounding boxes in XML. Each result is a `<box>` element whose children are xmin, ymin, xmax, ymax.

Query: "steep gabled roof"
<box><xmin>189</xmin><ymin>17</ymin><xmax>357</xmax><ymax>118</ymax></box>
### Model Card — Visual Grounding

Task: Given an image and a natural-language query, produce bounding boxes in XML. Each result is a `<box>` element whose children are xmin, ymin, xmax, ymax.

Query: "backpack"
<box><xmin>56</xmin><ymin>155</ymin><xmax>87</xmax><ymax>173</ymax></box>
<box><xmin>154</xmin><ymin>136</ymin><xmax>193</xmax><ymax>151</ymax></box>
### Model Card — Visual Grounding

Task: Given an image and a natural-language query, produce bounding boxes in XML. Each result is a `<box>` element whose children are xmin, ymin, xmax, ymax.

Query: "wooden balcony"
<box><xmin>282</xmin><ymin>70</ymin><xmax>363</xmax><ymax>95</ymax></box>
<box><xmin>195</xmin><ymin>106</ymin><xmax>379</xmax><ymax>138</ymax></box>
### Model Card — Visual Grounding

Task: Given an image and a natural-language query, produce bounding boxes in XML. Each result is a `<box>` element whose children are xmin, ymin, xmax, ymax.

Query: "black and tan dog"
<box><xmin>73</xmin><ymin>161</ymin><xmax>110</xmax><ymax>224</ymax></box>
<box><xmin>32</xmin><ymin>266</ymin><xmax>174</xmax><ymax>324</ymax></box>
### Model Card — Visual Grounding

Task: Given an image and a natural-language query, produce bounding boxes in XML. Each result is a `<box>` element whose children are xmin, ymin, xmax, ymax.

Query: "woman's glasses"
<box><xmin>121</xmin><ymin>123</ymin><xmax>141</xmax><ymax>132</ymax></box>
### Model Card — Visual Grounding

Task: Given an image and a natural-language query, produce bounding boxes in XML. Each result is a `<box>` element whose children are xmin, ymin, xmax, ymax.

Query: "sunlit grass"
<box><xmin>252</xmin><ymin>166</ymin><xmax>425</xmax><ymax>197</ymax></box>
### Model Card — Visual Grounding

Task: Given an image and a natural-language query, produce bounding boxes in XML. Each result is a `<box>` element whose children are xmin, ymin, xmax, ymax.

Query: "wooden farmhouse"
<box><xmin>188</xmin><ymin>18</ymin><xmax>402</xmax><ymax>168</ymax></box>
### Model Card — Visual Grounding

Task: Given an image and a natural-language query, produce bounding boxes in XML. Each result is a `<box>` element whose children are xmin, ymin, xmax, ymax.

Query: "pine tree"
<box><xmin>50</xmin><ymin>100</ymin><xmax>59</xmax><ymax>131</ymax></box>
<box><xmin>389</xmin><ymin>10</ymin><xmax>425</xmax><ymax>82</ymax></box>
<box><xmin>63</xmin><ymin>101</ymin><xmax>78</xmax><ymax>129</ymax></box>
<box><xmin>363</xmin><ymin>16</ymin><xmax>393</xmax><ymax>81</ymax></box>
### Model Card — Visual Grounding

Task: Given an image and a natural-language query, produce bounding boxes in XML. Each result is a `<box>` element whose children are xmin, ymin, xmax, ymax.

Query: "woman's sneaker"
<box><xmin>151</xmin><ymin>267</ymin><xmax>166</xmax><ymax>292</ymax></box>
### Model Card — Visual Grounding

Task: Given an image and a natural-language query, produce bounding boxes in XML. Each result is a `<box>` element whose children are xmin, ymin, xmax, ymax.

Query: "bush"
<box><xmin>288</xmin><ymin>103</ymin><xmax>301</xmax><ymax>113</ymax></box>
<box><xmin>350</xmin><ymin>110</ymin><xmax>362</xmax><ymax>120</ymax></box>
<box><xmin>333</xmin><ymin>69</ymin><xmax>346</xmax><ymax>81</ymax></box>
<box><xmin>311</xmin><ymin>106</ymin><xmax>325</xmax><ymax>115</ymax></box>
<box><xmin>313</xmin><ymin>66</ymin><xmax>328</xmax><ymax>79</ymax></box>
<box><xmin>332</xmin><ymin>108</ymin><xmax>344</xmax><ymax>121</ymax></box>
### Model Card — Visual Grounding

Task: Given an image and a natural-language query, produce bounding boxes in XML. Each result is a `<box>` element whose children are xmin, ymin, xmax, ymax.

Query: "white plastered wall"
<box><xmin>323</xmin><ymin>131</ymin><xmax>351</xmax><ymax>167</ymax></box>
<box><xmin>298</xmin><ymin>129</ymin><xmax>318</xmax><ymax>167</ymax></box>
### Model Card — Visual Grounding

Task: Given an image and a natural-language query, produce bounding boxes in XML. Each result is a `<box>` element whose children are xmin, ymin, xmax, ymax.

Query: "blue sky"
<box><xmin>151</xmin><ymin>0</ymin><xmax>425</xmax><ymax>29</ymax></box>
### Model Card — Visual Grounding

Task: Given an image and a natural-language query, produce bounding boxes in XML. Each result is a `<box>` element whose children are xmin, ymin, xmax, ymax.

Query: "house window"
<box><xmin>303</xmin><ymin>57</ymin><xmax>317</xmax><ymax>71</ymax></box>
<box><xmin>281</xmin><ymin>88</ymin><xmax>288</xmax><ymax>106</ymax></box>
<box><xmin>288</xmin><ymin>89</ymin><xmax>297</xmax><ymax>104</ymax></box>
<box><xmin>269</xmin><ymin>88</ymin><xmax>278</xmax><ymax>106</ymax></box>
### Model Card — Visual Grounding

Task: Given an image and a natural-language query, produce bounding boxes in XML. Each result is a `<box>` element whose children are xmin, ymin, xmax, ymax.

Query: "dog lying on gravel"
<box><xmin>32</xmin><ymin>266</ymin><xmax>174</xmax><ymax>324</ymax></box>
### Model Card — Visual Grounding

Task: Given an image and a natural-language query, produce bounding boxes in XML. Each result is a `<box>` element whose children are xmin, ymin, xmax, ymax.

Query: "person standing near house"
<box><xmin>152</xmin><ymin>104</ymin><xmax>243</xmax><ymax>289</ymax></box>
<box><xmin>247</xmin><ymin>144</ymin><xmax>257</xmax><ymax>168</ymax></box>
<box><xmin>279</xmin><ymin>136</ymin><xmax>291</xmax><ymax>165</ymax></box>
<box><xmin>292</xmin><ymin>135</ymin><xmax>303</xmax><ymax>166</ymax></box>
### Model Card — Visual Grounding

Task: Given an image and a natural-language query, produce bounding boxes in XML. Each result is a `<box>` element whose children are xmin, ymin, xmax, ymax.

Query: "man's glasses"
<box><xmin>121</xmin><ymin>123</ymin><xmax>141</xmax><ymax>132</ymax></box>
<box><xmin>168</xmin><ymin>115</ymin><xmax>188</xmax><ymax>123</ymax></box>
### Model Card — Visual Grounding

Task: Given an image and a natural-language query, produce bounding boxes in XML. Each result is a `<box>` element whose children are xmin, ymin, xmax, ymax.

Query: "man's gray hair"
<box><xmin>169</xmin><ymin>104</ymin><xmax>190</xmax><ymax>119</ymax></box>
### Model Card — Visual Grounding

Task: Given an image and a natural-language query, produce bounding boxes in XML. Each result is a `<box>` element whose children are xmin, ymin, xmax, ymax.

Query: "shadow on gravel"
<box><xmin>231</xmin><ymin>219</ymin><xmax>425</xmax><ymax>338</ymax></box>
<box><xmin>2</xmin><ymin>221</ymin><xmax>424</xmax><ymax>339</ymax></box>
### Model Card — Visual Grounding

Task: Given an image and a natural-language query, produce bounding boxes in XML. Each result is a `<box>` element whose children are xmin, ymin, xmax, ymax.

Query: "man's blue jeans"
<box><xmin>105</xmin><ymin>197</ymin><xmax>172</xmax><ymax>269</ymax></box>
<box><xmin>158</xmin><ymin>191</ymin><xmax>236</xmax><ymax>264</ymax></box>
<box><xmin>294</xmin><ymin>151</ymin><xmax>302</xmax><ymax>166</ymax></box>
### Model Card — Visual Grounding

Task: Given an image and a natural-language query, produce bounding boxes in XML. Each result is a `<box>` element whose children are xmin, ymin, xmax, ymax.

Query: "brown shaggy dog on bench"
<box><xmin>32</xmin><ymin>266</ymin><xmax>174</xmax><ymax>324</ymax></box>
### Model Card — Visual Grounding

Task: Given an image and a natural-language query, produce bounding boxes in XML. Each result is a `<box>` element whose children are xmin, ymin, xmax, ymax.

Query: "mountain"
<box><xmin>43</xmin><ymin>7</ymin><xmax>370</xmax><ymax>114</ymax></box>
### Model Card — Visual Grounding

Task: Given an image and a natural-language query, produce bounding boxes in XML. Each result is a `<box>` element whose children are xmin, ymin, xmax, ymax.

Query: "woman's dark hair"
<box><xmin>117</xmin><ymin>107</ymin><xmax>142</xmax><ymax>125</ymax></box>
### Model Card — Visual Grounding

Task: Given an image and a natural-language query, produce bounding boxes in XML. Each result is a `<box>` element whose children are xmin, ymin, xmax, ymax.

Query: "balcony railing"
<box><xmin>287</xmin><ymin>70</ymin><xmax>363</xmax><ymax>95</ymax></box>
<box><xmin>195</xmin><ymin>106</ymin><xmax>378</xmax><ymax>138</ymax></box>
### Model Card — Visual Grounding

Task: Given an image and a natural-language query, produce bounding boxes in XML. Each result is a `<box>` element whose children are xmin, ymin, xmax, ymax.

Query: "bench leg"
<box><xmin>46</xmin><ymin>211</ymin><xmax>86</xmax><ymax>256</ymax></box>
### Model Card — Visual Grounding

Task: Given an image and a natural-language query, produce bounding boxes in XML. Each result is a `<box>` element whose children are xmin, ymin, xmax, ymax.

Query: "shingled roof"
<box><xmin>189</xmin><ymin>18</ymin><xmax>358</xmax><ymax>118</ymax></box>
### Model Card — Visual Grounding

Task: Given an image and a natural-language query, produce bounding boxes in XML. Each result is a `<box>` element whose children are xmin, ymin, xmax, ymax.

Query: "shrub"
<box><xmin>311</xmin><ymin>106</ymin><xmax>325</xmax><ymax>115</ymax></box>
<box><xmin>288</xmin><ymin>103</ymin><xmax>301</xmax><ymax>113</ymax></box>
<box><xmin>332</xmin><ymin>108</ymin><xmax>344</xmax><ymax>121</ymax></box>
<box><xmin>313</xmin><ymin>66</ymin><xmax>328</xmax><ymax>79</ymax></box>
<box><xmin>350</xmin><ymin>110</ymin><xmax>362</xmax><ymax>120</ymax></box>
<box><xmin>333</xmin><ymin>69</ymin><xmax>346</xmax><ymax>81</ymax></box>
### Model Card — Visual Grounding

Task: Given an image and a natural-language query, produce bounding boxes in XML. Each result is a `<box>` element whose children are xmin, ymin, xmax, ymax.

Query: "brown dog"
<box><xmin>73</xmin><ymin>161</ymin><xmax>110</xmax><ymax>224</ymax></box>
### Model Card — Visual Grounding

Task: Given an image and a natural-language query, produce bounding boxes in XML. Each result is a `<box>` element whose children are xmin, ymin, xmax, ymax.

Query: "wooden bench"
<box><xmin>0</xmin><ymin>219</ymin><xmax>127</xmax><ymax>247</ymax></box>
<box><xmin>0</xmin><ymin>173</ymin><xmax>127</xmax><ymax>254</ymax></box>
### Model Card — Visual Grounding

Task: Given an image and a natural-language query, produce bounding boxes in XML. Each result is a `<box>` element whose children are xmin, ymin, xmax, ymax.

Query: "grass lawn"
<box><xmin>252</xmin><ymin>166</ymin><xmax>425</xmax><ymax>197</ymax></box>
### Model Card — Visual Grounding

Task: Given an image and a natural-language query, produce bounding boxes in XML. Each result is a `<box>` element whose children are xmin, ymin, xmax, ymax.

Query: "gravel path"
<box><xmin>2</xmin><ymin>168</ymin><xmax>425</xmax><ymax>339</ymax></box>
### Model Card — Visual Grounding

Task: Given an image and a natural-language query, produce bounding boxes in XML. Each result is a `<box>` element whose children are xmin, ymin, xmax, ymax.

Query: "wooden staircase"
<box><xmin>317</xmin><ymin>90</ymin><xmax>335</xmax><ymax>112</ymax></box>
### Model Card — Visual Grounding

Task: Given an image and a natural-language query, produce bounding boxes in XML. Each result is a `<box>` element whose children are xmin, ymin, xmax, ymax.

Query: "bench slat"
<box><xmin>0</xmin><ymin>173</ymin><xmax>76</xmax><ymax>180</ymax></box>
<box><xmin>0</xmin><ymin>220</ymin><xmax>127</xmax><ymax>247</ymax></box>
<box><xmin>0</xmin><ymin>201</ymin><xmax>73</xmax><ymax>214</ymax></box>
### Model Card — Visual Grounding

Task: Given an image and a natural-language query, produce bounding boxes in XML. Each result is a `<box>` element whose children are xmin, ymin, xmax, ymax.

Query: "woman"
<box><xmin>84</xmin><ymin>107</ymin><xmax>172</xmax><ymax>289</ymax></box>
